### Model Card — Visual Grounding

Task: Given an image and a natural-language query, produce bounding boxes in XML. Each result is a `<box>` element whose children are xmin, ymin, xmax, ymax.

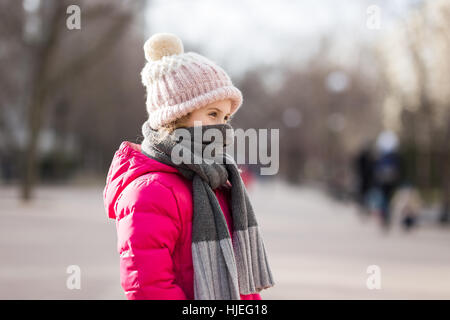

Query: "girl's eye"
<box><xmin>209</xmin><ymin>112</ymin><xmax>217</xmax><ymax>118</ymax></box>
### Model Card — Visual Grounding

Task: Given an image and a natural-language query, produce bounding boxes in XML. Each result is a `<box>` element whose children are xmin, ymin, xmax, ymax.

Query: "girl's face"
<box><xmin>180</xmin><ymin>99</ymin><xmax>232</xmax><ymax>127</ymax></box>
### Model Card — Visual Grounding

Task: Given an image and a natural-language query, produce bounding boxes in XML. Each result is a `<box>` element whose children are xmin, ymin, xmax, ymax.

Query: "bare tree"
<box><xmin>378</xmin><ymin>0</ymin><xmax>450</xmax><ymax>216</ymax></box>
<box><xmin>0</xmin><ymin>0</ymin><xmax>140</xmax><ymax>200</ymax></box>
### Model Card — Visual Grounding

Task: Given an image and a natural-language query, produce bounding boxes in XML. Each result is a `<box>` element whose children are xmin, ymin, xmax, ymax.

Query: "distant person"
<box><xmin>390</xmin><ymin>185</ymin><xmax>422</xmax><ymax>231</ymax></box>
<box><xmin>354</xmin><ymin>143</ymin><xmax>375</xmax><ymax>213</ymax></box>
<box><xmin>439</xmin><ymin>202</ymin><xmax>450</xmax><ymax>224</ymax></box>
<box><xmin>103</xmin><ymin>33</ymin><xmax>274</xmax><ymax>300</ymax></box>
<box><xmin>372</xmin><ymin>131</ymin><xmax>403</xmax><ymax>230</ymax></box>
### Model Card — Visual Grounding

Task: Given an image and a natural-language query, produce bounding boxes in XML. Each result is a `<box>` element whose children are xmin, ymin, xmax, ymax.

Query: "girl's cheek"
<box><xmin>200</xmin><ymin>115</ymin><xmax>214</xmax><ymax>126</ymax></box>
<box><xmin>191</xmin><ymin>115</ymin><xmax>210</xmax><ymax>126</ymax></box>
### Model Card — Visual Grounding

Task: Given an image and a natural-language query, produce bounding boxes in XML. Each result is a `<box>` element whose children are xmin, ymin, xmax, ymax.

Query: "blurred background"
<box><xmin>1</xmin><ymin>0</ymin><xmax>450</xmax><ymax>299</ymax></box>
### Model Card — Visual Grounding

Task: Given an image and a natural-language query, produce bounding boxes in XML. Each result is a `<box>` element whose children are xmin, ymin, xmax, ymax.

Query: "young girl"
<box><xmin>103</xmin><ymin>33</ymin><xmax>274</xmax><ymax>300</ymax></box>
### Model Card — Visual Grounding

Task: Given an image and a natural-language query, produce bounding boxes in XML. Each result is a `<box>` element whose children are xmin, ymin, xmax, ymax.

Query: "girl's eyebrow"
<box><xmin>207</xmin><ymin>107</ymin><xmax>226</xmax><ymax>114</ymax></box>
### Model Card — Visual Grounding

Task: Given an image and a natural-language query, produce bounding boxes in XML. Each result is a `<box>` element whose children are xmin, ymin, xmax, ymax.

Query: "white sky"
<box><xmin>145</xmin><ymin>0</ymin><xmax>422</xmax><ymax>77</ymax></box>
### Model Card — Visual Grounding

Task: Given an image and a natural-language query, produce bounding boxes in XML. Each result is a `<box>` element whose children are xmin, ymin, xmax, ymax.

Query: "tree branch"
<box><xmin>45</xmin><ymin>11</ymin><xmax>132</xmax><ymax>93</ymax></box>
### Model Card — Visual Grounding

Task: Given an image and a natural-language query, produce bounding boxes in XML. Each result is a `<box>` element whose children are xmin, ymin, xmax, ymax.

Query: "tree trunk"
<box><xmin>416</xmin><ymin>110</ymin><xmax>432</xmax><ymax>195</ymax></box>
<box><xmin>21</xmin><ymin>84</ymin><xmax>45</xmax><ymax>201</ymax></box>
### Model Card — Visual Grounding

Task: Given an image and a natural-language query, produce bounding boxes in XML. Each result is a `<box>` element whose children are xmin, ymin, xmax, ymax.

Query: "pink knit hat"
<box><xmin>140</xmin><ymin>33</ymin><xmax>243</xmax><ymax>130</ymax></box>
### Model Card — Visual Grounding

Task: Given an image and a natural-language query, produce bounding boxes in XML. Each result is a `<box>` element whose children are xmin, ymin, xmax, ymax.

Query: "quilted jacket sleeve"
<box><xmin>115</xmin><ymin>178</ymin><xmax>186</xmax><ymax>300</ymax></box>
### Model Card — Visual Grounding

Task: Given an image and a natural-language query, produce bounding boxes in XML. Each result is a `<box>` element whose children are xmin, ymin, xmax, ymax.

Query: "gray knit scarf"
<box><xmin>140</xmin><ymin>120</ymin><xmax>274</xmax><ymax>300</ymax></box>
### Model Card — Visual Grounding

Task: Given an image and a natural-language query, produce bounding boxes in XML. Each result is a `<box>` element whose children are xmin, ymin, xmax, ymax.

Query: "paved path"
<box><xmin>1</xmin><ymin>180</ymin><xmax>449</xmax><ymax>299</ymax></box>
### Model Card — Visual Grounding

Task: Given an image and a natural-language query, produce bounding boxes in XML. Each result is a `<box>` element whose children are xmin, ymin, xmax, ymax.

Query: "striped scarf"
<box><xmin>140</xmin><ymin>121</ymin><xmax>275</xmax><ymax>300</ymax></box>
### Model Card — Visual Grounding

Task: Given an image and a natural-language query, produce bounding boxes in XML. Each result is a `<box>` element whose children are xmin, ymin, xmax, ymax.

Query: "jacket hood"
<box><xmin>103</xmin><ymin>141</ymin><xmax>180</xmax><ymax>219</ymax></box>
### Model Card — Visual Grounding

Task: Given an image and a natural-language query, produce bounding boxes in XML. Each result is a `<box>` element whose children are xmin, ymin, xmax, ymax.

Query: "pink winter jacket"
<box><xmin>103</xmin><ymin>141</ymin><xmax>261</xmax><ymax>300</ymax></box>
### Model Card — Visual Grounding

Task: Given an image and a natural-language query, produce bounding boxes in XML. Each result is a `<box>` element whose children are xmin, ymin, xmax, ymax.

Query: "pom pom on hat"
<box><xmin>143</xmin><ymin>33</ymin><xmax>184</xmax><ymax>62</ymax></box>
